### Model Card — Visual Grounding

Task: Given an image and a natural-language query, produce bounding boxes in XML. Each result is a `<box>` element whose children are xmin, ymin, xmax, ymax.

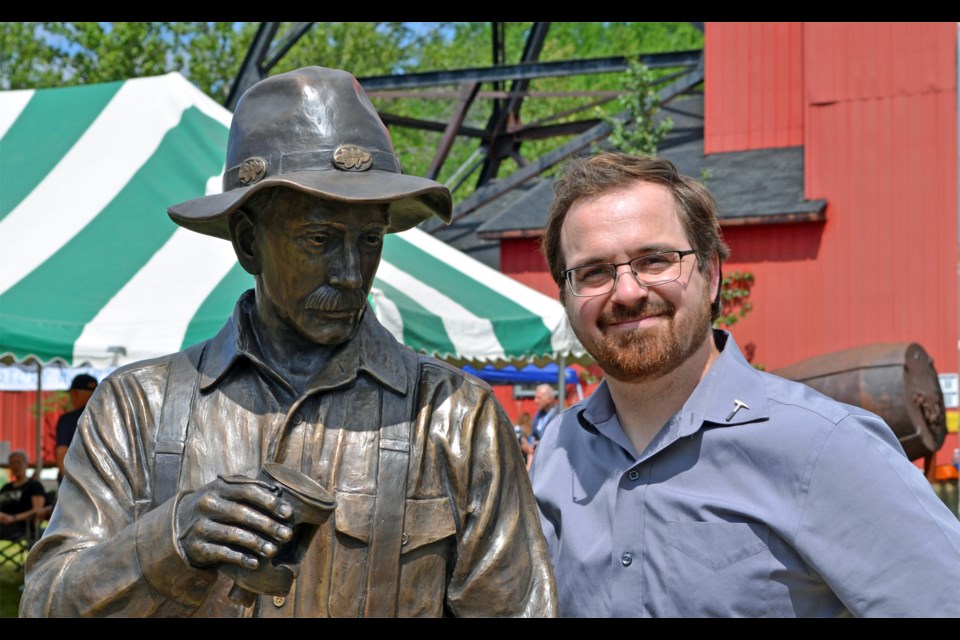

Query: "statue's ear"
<box><xmin>229</xmin><ymin>209</ymin><xmax>260</xmax><ymax>275</ymax></box>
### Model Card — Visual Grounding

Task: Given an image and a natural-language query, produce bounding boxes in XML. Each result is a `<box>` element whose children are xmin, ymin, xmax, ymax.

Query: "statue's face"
<box><xmin>248</xmin><ymin>190</ymin><xmax>388</xmax><ymax>347</ymax></box>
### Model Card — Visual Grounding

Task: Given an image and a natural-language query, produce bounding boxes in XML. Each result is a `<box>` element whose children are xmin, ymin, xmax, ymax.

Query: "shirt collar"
<box><xmin>198</xmin><ymin>289</ymin><xmax>409</xmax><ymax>396</ymax></box>
<box><xmin>578</xmin><ymin>329</ymin><xmax>769</xmax><ymax>445</ymax></box>
<box><xmin>680</xmin><ymin>329</ymin><xmax>769</xmax><ymax>434</ymax></box>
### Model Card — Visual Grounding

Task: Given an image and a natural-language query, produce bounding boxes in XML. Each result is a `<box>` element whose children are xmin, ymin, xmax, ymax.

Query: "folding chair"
<box><xmin>0</xmin><ymin>518</ymin><xmax>41</xmax><ymax>571</ymax></box>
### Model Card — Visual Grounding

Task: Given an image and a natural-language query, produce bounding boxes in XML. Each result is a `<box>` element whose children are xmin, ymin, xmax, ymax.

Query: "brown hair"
<box><xmin>540</xmin><ymin>152</ymin><xmax>729</xmax><ymax>318</ymax></box>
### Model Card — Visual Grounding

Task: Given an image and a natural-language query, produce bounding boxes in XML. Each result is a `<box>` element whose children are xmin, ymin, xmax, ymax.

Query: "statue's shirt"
<box><xmin>22</xmin><ymin>290</ymin><xmax>556</xmax><ymax>617</ymax></box>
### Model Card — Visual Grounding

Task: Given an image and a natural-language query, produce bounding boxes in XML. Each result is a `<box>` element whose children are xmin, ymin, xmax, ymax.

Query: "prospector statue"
<box><xmin>21</xmin><ymin>66</ymin><xmax>556</xmax><ymax>618</ymax></box>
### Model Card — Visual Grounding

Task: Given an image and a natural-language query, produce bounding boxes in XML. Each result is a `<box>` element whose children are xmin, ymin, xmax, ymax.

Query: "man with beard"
<box><xmin>529</xmin><ymin>152</ymin><xmax>960</xmax><ymax>617</ymax></box>
<box><xmin>21</xmin><ymin>66</ymin><xmax>555</xmax><ymax>618</ymax></box>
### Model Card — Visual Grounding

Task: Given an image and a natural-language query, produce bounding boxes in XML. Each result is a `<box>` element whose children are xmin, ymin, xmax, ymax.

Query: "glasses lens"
<box><xmin>568</xmin><ymin>264</ymin><xmax>616</xmax><ymax>296</ymax></box>
<box><xmin>630</xmin><ymin>251</ymin><xmax>683</xmax><ymax>286</ymax></box>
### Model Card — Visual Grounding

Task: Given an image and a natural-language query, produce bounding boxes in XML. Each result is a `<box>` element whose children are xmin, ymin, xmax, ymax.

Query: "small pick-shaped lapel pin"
<box><xmin>725</xmin><ymin>399</ymin><xmax>750</xmax><ymax>422</ymax></box>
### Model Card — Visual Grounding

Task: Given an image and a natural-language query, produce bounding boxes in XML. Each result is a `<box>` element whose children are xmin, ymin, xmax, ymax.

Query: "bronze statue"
<box><xmin>20</xmin><ymin>66</ymin><xmax>557</xmax><ymax>618</ymax></box>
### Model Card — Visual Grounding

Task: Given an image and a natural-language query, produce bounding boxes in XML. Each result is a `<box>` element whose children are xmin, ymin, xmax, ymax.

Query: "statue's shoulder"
<box><xmin>416</xmin><ymin>353</ymin><xmax>495</xmax><ymax>393</ymax></box>
<box><xmin>101</xmin><ymin>340</ymin><xmax>208</xmax><ymax>388</ymax></box>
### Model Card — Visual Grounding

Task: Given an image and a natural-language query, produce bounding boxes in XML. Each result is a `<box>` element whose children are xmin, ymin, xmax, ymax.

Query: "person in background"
<box><xmin>531</xmin><ymin>384</ymin><xmax>559</xmax><ymax>442</ymax></box>
<box><xmin>515</xmin><ymin>412</ymin><xmax>535</xmax><ymax>471</ymax></box>
<box><xmin>55</xmin><ymin>373</ymin><xmax>99</xmax><ymax>484</ymax></box>
<box><xmin>1</xmin><ymin>450</ymin><xmax>50</xmax><ymax>539</ymax></box>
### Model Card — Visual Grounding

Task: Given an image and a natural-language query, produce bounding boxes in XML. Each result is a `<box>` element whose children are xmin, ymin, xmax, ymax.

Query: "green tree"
<box><xmin>600</xmin><ymin>57</ymin><xmax>674</xmax><ymax>156</ymax></box>
<box><xmin>1</xmin><ymin>22</ymin><xmax>704</xmax><ymax>200</ymax></box>
<box><xmin>0</xmin><ymin>22</ymin><xmax>259</xmax><ymax>101</ymax></box>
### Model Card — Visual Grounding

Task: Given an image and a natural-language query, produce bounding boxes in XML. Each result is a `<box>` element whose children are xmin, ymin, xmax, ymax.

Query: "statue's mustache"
<box><xmin>304</xmin><ymin>287</ymin><xmax>367</xmax><ymax>311</ymax></box>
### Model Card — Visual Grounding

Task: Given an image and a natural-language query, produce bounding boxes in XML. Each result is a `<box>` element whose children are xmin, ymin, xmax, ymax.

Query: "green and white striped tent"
<box><xmin>0</xmin><ymin>72</ymin><xmax>584</xmax><ymax>369</ymax></box>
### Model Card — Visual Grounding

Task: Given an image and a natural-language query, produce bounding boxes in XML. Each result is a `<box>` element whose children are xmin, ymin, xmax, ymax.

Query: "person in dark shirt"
<box><xmin>1</xmin><ymin>450</ymin><xmax>48</xmax><ymax>539</ymax></box>
<box><xmin>55</xmin><ymin>373</ymin><xmax>99</xmax><ymax>483</ymax></box>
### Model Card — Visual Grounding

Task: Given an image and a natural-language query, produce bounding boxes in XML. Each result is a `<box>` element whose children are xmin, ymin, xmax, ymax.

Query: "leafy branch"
<box><xmin>715</xmin><ymin>270</ymin><xmax>754</xmax><ymax>329</ymax></box>
<box><xmin>598</xmin><ymin>57</ymin><xmax>674</xmax><ymax>156</ymax></box>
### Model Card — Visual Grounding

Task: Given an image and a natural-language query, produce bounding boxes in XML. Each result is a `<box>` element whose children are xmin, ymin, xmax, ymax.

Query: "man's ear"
<box><xmin>229</xmin><ymin>209</ymin><xmax>260</xmax><ymax>275</ymax></box>
<box><xmin>707</xmin><ymin>253</ymin><xmax>721</xmax><ymax>300</ymax></box>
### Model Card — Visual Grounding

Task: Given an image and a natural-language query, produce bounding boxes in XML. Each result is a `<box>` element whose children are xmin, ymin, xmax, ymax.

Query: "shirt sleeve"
<box><xmin>20</xmin><ymin>371</ymin><xmax>216</xmax><ymax>617</ymax></box>
<box><xmin>23</xmin><ymin>480</ymin><xmax>45</xmax><ymax>503</ymax></box>
<box><xmin>420</xmin><ymin>366</ymin><xmax>558</xmax><ymax>617</ymax></box>
<box><xmin>794</xmin><ymin>411</ymin><xmax>960</xmax><ymax>617</ymax></box>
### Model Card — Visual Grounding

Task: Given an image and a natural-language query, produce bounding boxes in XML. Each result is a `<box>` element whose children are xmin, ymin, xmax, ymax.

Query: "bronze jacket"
<box><xmin>21</xmin><ymin>291</ymin><xmax>556</xmax><ymax>617</ymax></box>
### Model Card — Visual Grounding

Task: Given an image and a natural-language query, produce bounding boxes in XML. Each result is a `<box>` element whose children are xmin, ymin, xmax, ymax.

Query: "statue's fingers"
<box><xmin>184</xmin><ymin>538</ymin><xmax>261</xmax><ymax>570</ymax></box>
<box><xmin>205</xmin><ymin>500</ymin><xmax>293</xmax><ymax>546</ymax></box>
<box><xmin>217</xmin><ymin>481</ymin><xmax>294</xmax><ymax>522</ymax></box>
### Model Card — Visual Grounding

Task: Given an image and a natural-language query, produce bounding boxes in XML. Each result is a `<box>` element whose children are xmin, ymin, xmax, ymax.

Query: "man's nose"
<box><xmin>609</xmin><ymin>264</ymin><xmax>649</xmax><ymax>305</ymax></box>
<box><xmin>328</xmin><ymin>243</ymin><xmax>363</xmax><ymax>289</ymax></box>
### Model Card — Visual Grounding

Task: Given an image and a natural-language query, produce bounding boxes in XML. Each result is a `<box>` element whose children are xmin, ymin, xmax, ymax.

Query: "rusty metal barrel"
<box><xmin>774</xmin><ymin>343</ymin><xmax>947</xmax><ymax>461</ymax></box>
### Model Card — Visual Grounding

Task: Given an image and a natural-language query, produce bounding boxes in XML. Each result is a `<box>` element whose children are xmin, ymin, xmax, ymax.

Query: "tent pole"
<box><xmin>35</xmin><ymin>361</ymin><xmax>43</xmax><ymax>477</ymax></box>
<box><xmin>558</xmin><ymin>354</ymin><xmax>567</xmax><ymax>410</ymax></box>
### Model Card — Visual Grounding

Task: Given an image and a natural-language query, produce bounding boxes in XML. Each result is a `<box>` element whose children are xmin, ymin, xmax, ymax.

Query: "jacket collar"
<box><xmin>198</xmin><ymin>289</ymin><xmax>409</xmax><ymax>396</ymax></box>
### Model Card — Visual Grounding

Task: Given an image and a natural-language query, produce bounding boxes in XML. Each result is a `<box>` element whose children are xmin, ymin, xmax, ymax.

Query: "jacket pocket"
<box><xmin>329</xmin><ymin>492</ymin><xmax>456</xmax><ymax>617</ymax></box>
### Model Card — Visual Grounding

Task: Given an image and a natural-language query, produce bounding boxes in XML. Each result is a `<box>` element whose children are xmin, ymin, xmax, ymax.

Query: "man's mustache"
<box><xmin>598</xmin><ymin>299</ymin><xmax>675</xmax><ymax>329</ymax></box>
<box><xmin>304</xmin><ymin>286</ymin><xmax>367</xmax><ymax>311</ymax></box>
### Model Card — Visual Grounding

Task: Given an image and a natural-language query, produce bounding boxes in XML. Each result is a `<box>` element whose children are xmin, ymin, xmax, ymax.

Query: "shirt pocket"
<box><xmin>664</xmin><ymin>521</ymin><xmax>773</xmax><ymax>617</ymax></box>
<box><xmin>330</xmin><ymin>492</ymin><xmax>456</xmax><ymax>617</ymax></box>
<box><xmin>667</xmin><ymin>520</ymin><xmax>768</xmax><ymax>570</ymax></box>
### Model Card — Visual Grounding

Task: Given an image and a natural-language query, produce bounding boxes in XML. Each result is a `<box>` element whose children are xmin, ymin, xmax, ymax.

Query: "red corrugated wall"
<box><xmin>0</xmin><ymin>391</ymin><xmax>65</xmax><ymax>467</ymax></box>
<box><xmin>500</xmin><ymin>237</ymin><xmax>562</xmax><ymax>299</ymax></box>
<box><xmin>709</xmin><ymin>22</ymin><xmax>958</xmax><ymax>378</ymax></box>
<box><xmin>704</xmin><ymin>22</ymin><xmax>805</xmax><ymax>153</ymax></box>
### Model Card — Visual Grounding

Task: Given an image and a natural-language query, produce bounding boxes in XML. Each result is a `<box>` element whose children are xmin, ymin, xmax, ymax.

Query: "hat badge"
<box><xmin>238</xmin><ymin>157</ymin><xmax>267</xmax><ymax>185</ymax></box>
<box><xmin>333</xmin><ymin>145</ymin><xmax>373</xmax><ymax>172</ymax></box>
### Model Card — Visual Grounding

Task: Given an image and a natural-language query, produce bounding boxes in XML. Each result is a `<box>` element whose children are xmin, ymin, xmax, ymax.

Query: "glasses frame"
<box><xmin>563</xmin><ymin>249</ymin><xmax>698</xmax><ymax>297</ymax></box>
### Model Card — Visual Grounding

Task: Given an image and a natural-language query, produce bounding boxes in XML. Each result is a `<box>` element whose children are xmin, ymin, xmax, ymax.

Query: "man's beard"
<box><xmin>304</xmin><ymin>286</ymin><xmax>368</xmax><ymax>312</ymax></box>
<box><xmin>570</xmin><ymin>286</ymin><xmax>713</xmax><ymax>384</ymax></box>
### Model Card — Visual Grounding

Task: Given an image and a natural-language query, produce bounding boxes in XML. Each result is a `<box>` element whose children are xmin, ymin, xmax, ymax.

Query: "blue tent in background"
<box><xmin>462</xmin><ymin>363</ymin><xmax>579</xmax><ymax>386</ymax></box>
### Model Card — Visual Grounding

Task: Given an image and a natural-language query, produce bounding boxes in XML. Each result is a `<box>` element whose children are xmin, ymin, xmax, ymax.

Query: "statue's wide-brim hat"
<box><xmin>168</xmin><ymin>66</ymin><xmax>452</xmax><ymax>239</ymax></box>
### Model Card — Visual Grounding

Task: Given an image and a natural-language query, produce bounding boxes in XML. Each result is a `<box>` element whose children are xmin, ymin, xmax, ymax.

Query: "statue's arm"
<box><xmin>439</xmin><ymin>377</ymin><xmax>558</xmax><ymax>617</ymax></box>
<box><xmin>20</xmin><ymin>370</ymin><xmax>216</xmax><ymax>617</ymax></box>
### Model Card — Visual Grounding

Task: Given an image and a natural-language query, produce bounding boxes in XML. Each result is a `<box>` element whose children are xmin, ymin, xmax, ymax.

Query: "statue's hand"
<box><xmin>175</xmin><ymin>476</ymin><xmax>294</xmax><ymax>571</ymax></box>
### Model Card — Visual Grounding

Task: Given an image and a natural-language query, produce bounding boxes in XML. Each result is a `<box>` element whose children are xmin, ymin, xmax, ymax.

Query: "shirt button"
<box><xmin>621</xmin><ymin>552</ymin><xmax>633</xmax><ymax>567</ymax></box>
<box><xmin>291</xmin><ymin>413</ymin><xmax>304</xmax><ymax>425</ymax></box>
<box><xmin>273</xmin><ymin>596</ymin><xmax>285</xmax><ymax>607</ymax></box>
<box><xmin>627</xmin><ymin>470</ymin><xmax>640</xmax><ymax>481</ymax></box>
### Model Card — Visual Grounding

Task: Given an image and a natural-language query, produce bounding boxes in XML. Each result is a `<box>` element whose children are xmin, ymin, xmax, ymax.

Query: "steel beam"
<box><xmin>445</xmin><ymin>59</ymin><xmax>705</xmax><ymax>224</ymax></box>
<box><xmin>356</xmin><ymin>50</ymin><xmax>703</xmax><ymax>91</ymax></box>
<box><xmin>225</xmin><ymin>22</ymin><xmax>280</xmax><ymax>111</ymax></box>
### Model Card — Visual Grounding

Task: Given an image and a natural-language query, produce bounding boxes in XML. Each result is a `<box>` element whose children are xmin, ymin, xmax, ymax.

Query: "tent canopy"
<box><xmin>0</xmin><ymin>72</ymin><xmax>584</xmax><ymax>369</ymax></box>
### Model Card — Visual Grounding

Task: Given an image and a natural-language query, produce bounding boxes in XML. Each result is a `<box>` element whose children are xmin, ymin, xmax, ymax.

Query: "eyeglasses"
<box><xmin>563</xmin><ymin>249</ymin><xmax>698</xmax><ymax>297</ymax></box>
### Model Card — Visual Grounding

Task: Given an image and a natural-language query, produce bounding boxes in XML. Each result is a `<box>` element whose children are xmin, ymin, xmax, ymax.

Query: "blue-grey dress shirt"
<box><xmin>530</xmin><ymin>330</ymin><xmax>960</xmax><ymax>617</ymax></box>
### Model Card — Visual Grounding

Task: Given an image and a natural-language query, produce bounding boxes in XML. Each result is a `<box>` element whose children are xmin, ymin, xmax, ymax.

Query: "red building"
<box><xmin>479</xmin><ymin>22</ymin><xmax>959</xmax><ymax>480</ymax></box>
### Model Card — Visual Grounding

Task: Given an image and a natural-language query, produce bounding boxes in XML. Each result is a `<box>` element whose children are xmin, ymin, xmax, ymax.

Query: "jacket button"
<box><xmin>273</xmin><ymin>596</ymin><xmax>285</xmax><ymax>607</ymax></box>
<box><xmin>401</xmin><ymin>532</ymin><xmax>409</xmax><ymax>546</ymax></box>
<box><xmin>621</xmin><ymin>552</ymin><xmax>633</xmax><ymax>566</ymax></box>
<box><xmin>627</xmin><ymin>470</ymin><xmax>640</xmax><ymax>481</ymax></box>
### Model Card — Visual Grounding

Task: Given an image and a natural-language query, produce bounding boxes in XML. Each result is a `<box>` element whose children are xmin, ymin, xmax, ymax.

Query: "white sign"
<box><xmin>0</xmin><ymin>364</ymin><xmax>116</xmax><ymax>392</ymax></box>
<box><xmin>939</xmin><ymin>373</ymin><xmax>959</xmax><ymax>409</ymax></box>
